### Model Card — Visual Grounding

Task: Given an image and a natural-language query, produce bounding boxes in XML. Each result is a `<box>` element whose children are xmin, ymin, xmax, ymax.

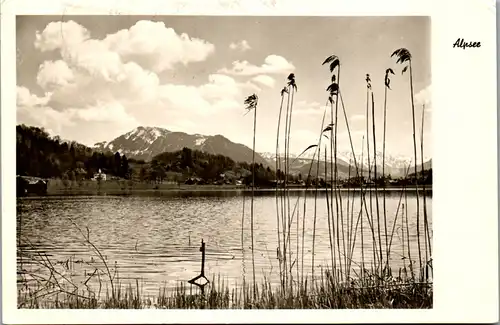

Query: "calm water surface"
<box><xmin>17</xmin><ymin>189</ymin><xmax>432</xmax><ymax>297</ymax></box>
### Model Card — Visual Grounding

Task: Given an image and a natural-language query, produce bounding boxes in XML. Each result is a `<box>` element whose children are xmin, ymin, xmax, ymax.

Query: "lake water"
<box><xmin>17</xmin><ymin>189</ymin><xmax>432</xmax><ymax>298</ymax></box>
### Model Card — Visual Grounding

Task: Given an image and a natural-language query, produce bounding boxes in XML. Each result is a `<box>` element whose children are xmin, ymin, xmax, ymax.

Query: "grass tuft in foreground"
<box><xmin>18</xmin><ymin>267</ymin><xmax>432</xmax><ymax>309</ymax></box>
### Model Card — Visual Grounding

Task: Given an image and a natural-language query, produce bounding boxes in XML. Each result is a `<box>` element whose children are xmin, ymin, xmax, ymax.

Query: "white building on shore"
<box><xmin>92</xmin><ymin>169</ymin><xmax>106</xmax><ymax>181</ymax></box>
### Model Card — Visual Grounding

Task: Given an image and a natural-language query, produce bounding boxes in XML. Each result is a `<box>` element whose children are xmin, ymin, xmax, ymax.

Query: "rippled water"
<box><xmin>17</xmin><ymin>189</ymin><xmax>432</xmax><ymax>297</ymax></box>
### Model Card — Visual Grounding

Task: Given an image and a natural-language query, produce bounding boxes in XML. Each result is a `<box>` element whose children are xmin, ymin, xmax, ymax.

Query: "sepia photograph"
<box><xmin>14</xmin><ymin>15</ymin><xmax>434</xmax><ymax>310</ymax></box>
<box><xmin>3</xmin><ymin>0</ymin><xmax>498</xmax><ymax>322</ymax></box>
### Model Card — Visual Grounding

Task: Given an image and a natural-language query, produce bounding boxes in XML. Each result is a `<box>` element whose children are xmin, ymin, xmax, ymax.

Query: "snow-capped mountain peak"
<box><xmin>122</xmin><ymin>126</ymin><xmax>171</xmax><ymax>144</ymax></box>
<box><xmin>195</xmin><ymin>137</ymin><xmax>207</xmax><ymax>146</ymax></box>
<box><xmin>261</xmin><ymin>150</ymin><xmax>421</xmax><ymax>169</ymax></box>
<box><xmin>259</xmin><ymin>149</ymin><xmax>430</xmax><ymax>178</ymax></box>
<box><xmin>92</xmin><ymin>126</ymin><xmax>269</xmax><ymax>166</ymax></box>
<box><xmin>94</xmin><ymin>140</ymin><xmax>108</xmax><ymax>148</ymax></box>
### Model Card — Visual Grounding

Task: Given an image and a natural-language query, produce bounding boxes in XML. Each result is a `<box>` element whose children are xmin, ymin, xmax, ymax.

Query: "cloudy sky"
<box><xmin>16</xmin><ymin>16</ymin><xmax>431</xmax><ymax>158</ymax></box>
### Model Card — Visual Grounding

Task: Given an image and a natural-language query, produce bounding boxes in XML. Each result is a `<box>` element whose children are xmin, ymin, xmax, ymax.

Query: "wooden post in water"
<box><xmin>188</xmin><ymin>239</ymin><xmax>209</xmax><ymax>294</ymax></box>
<box><xmin>200</xmin><ymin>240</ymin><xmax>206</xmax><ymax>276</ymax></box>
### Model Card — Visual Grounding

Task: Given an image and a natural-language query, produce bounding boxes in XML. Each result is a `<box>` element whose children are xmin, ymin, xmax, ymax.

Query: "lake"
<box><xmin>17</xmin><ymin>189</ymin><xmax>432</xmax><ymax>298</ymax></box>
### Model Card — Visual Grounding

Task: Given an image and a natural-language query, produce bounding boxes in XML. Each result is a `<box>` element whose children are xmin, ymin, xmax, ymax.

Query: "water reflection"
<box><xmin>17</xmin><ymin>190</ymin><xmax>432</xmax><ymax>296</ymax></box>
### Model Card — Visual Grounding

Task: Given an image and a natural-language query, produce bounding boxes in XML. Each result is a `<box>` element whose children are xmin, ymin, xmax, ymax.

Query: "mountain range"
<box><xmin>93</xmin><ymin>126</ymin><xmax>431</xmax><ymax>178</ymax></box>
<box><xmin>93</xmin><ymin>126</ymin><xmax>270</xmax><ymax>166</ymax></box>
<box><xmin>260</xmin><ymin>151</ymin><xmax>432</xmax><ymax>178</ymax></box>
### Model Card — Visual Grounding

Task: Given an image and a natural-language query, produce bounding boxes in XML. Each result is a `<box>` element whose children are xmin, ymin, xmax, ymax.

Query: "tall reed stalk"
<box><xmin>311</xmin><ymin>142</ymin><xmax>321</xmax><ymax>278</ymax></box>
<box><xmin>323</xmin><ymin>55</ymin><xmax>344</xmax><ymax>283</ymax></box>
<box><xmin>241</xmin><ymin>186</ymin><xmax>246</xmax><ymax>288</ymax></box>
<box><xmin>360</xmin><ymin>136</ymin><xmax>366</xmax><ymax>277</ymax></box>
<box><xmin>382</xmin><ymin>68</ymin><xmax>394</xmax><ymax>269</ymax></box>
<box><xmin>334</xmin><ymin>83</ymin><xmax>346</xmax><ymax>283</ymax></box>
<box><xmin>346</xmin><ymin>159</ymin><xmax>352</xmax><ymax>268</ymax></box>
<box><xmin>282</xmin><ymin>83</ymin><xmax>292</xmax><ymax>289</ymax></box>
<box><xmin>365</xmin><ymin>74</ymin><xmax>379</xmax><ymax>272</ymax></box>
<box><xmin>266</xmin><ymin>50</ymin><xmax>431</xmax><ymax>305</ymax></box>
<box><xmin>370</xmin><ymin>91</ymin><xmax>383</xmax><ymax>277</ymax></box>
<box><xmin>391</xmin><ymin>48</ymin><xmax>422</xmax><ymax>277</ymax></box>
<box><xmin>323</xmin><ymin>145</ymin><xmax>334</xmax><ymax>276</ymax></box>
<box><xmin>403</xmin><ymin>170</ymin><xmax>415</xmax><ymax>281</ymax></box>
<box><xmin>287</xmin><ymin>75</ymin><xmax>299</xmax><ymax>287</ymax></box>
<box><xmin>286</xmin><ymin>74</ymin><xmax>297</xmax><ymax>290</ymax></box>
<box><xmin>275</xmin><ymin>87</ymin><xmax>288</xmax><ymax>291</ymax></box>
<box><xmin>243</xmin><ymin>94</ymin><xmax>258</xmax><ymax>296</ymax></box>
<box><xmin>420</xmin><ymin>104</ymin><xmax>432</xmax><ymax>280</ymax></box>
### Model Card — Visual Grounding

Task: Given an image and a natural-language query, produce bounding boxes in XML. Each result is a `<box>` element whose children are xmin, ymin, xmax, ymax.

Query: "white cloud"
<box><xmin>31</xmin><ymin>19</ymin><xmax>221</xmax><ymax>114</ymax></box>
<box><xmin>34</xmin><ymin>20</ymin><xmax>215</xmax><ymax>75</ymax></box>
<box><xmin>158</xmin><ymin>74</ymin><xmax>245</xmax><ymax>116</ymax></box>
<box><xmin>17</xmin><ymin>87</ymin><xmax>73</xmax><ymax>133</ymax></box>
<box><xmin>242</xmin><ymin>81</ymin><xmax>262</xmax><ymax>94</ymax></box>
<box><xmin>21</xmin><ymin>20</ymin><xmax>264</xmax><ymax>145</ymax></box>
<box><xmin>200</xmin><ymin>74</ymin><xmax>242</xmax><ymax>99</ymax></box>
<box><xmin>39</xmin><ymin>59</ymin><xmax>162</xmax><ymax>110</ymax></box>
<box><xmin>158</xmin><ymin>84</ymin><xmax>213</xmax><ymax>115</ymax></box>
<box><xmin>37</xmin><ymin>60</ymin><xmax>75</xmax><ymax>90</ymax></box>
<box><xmin>17</xmin><ymin>86</ymin><xmax>51</xmax><ymax>107</ymax></box>
<box><xmin>17</xmin><ymin>86</ymin><xmax>138</xmax><ymax>140</ymax></box>
<box><xmin>104</xmin><ymin>20</ymin><xmax>215</xmax><ymax>72</ymax></box>
<box><xmin>211</xmin><ymin>99</ymin><xmax>241</xmax><ymax>112</ymax></box>
<box><xmin>65</xmin><ymin>39</ymin><xmax>124</xmax><ymax>81</ymax></box>
<box><xmin>116</xmin><ymin>62</ymin><xmax>161</xmax><ymax>102</ymax></box>
<box><xmin>17</xmin><ymin>104</ymin><xmax>74</xmax><ymax>134</ymax></box>
<box><xmin>251</xmin><ymin>75</ymin><xmax>275</xmax><ymax>88</ymax></box>
<box><xmin>35</xmin><ymin>20</ymin><xmax>90</xmax><ymax>52</ymax></box>
<box><xmin>229</xmin><ymin>40</ymin><xmax>251</xmax><ymax>52</ymax></box>
<box><xmin>67</xmin><ymin>101</ymin><xmax>137</xmax><ymax>124</ymax></box>
<box><xmin>219</xmin><ymin>55</ymin><xmax>295</xmax><ymax>76</ymax></box>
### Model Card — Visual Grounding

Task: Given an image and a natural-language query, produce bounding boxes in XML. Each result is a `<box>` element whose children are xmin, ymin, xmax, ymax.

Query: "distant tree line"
<box><xmin>17</xmin><ymin>125</ymin><xmax>432</xmax><ymax>189</ymax></box>
<box><xmin>136</xmin><ymin>147</ymin><xmax>277</xmax><ymax>185</ymax></box>
<box><xmin>341</xmin><ymin>169</ymin><xmax>432</xmax><ymax>187</ymax></box>
<box><xmin>16</xmin><ymin>125</ymin><xmax>280</xmax><ymax>186</ymax></box>
<box><xmin>16</xmin><ymin>125</ymin><xmax>132</xmax><ymax>180</ymax></box>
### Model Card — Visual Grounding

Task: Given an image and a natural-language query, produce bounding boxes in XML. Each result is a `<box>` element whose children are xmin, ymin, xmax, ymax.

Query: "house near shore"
<box><xmin>218</xmin><ymin>172</ymin><xmax>237</xmax><ymax>184</ymax></box>
<box><xmin>184</xmin><ymin>177</ymin><xmax>204</xmax><ymax>185</ymax></box>
<box><xmin>365</xmin><ymin>180</ymin><xmax>376</xmax><ymax>186</ymax></box>
<box><xmin>92</xmin><ymin>169</ymin><xmax>106</xmax><ymax>181</ymax></box>
<box><xmin>271</xmin><ymin>179</ymin><xmax>285</xmax><ymax>186</ymax></box>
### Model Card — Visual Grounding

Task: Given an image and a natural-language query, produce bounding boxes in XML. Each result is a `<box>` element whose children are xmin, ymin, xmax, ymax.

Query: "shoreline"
<box><xmin>20</xmin><ymin>184</ymin><xmax>432</xmax><ymax>197</ymax></box>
